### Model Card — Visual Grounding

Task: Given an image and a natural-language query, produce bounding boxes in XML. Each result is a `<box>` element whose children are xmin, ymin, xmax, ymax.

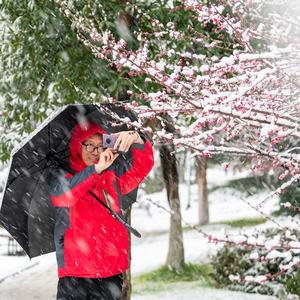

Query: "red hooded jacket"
<box><xmin>48</xmin><ymin>121</ymin><xmax>154</xmax><ymax>278</ymax></box>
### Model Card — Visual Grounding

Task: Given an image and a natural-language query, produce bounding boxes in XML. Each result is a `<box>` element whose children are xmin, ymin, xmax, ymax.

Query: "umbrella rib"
<box><xmin>25</xmin><ymin>148</ymin><xmax>67</xmax><ymax>159</ymax></box>
<box><xmin>48</xmin><ymin>124</ymin><xmax>51</xmax><ymax>150</ymax></box>
<box><xmin>26</xmin><ymin>162</ymin><xmax>51</xmax><ymax>257</ymax></box>
<box><xmin>18</xmin><ymin>148</ymin><xmax>69</xmax><ymax>170</ymax></box>
<box><xmin>23</xmin><ymin>149</ymin><xmax>46</xmax><ymax>159</ymax></box>
<box><xmin>7</xmin><ymin>149</ymin><xmax>68</xmax><ymax>186</ymax></box>
<box><xmin>7</xmin><ymin>158</ymin><xmax>47</xmax><ymax>186</ymax></box>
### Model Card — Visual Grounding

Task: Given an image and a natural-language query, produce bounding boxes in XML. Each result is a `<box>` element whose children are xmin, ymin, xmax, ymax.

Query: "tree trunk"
<box><xmin>198</xmin><ymin>157</ymin><xmax>209</xmax><ymax>225</ymax></box>
<box><xmin>178</xmin><ymin>151</ymin><xmax>187</xmax><ymax>183</ymax></box>
<box><xmin>160</xmin><ymin>144</ymin><xmax>185</xmax><ymax>271</ymax></box>
<box><xmin>185</xmin><ymin>149</ymin><xmax>192</xmax><ymax>210</ymax></box>
<box><xmin>122</xmin><ymin>207</ymin><xmax>132</xmax><ymax>300</ymax></box>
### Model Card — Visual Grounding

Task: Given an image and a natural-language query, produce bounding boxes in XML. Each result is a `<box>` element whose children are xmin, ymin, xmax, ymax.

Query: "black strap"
<box><xmin>87</xmin><ymin>190</ymin><xmax>141</xmax><ymax>238</ymax></box>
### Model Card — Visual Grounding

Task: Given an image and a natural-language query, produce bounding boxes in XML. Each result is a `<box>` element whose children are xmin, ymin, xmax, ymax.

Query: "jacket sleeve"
<box><xmin>115</xmin><ymin>132</ymin><xmax>154</xmax><ymax>196</ymax></box>
<box><xmin>48</xmin><ymin>165</ymin><xmax>100</xmax><ymax>207</ymax></box>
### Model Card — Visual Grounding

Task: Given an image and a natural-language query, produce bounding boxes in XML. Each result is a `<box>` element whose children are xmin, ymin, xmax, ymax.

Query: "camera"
<box><xmin>103</xmin><ymin>134</ymin><xmax>118</xmax><ymax>149</ymax></box>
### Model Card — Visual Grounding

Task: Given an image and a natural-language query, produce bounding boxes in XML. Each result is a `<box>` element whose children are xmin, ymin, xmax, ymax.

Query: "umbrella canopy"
<box><xmin>0</xmin><ymin>103</ymin><xmax>144</xmax><ymax>258</ymax></box>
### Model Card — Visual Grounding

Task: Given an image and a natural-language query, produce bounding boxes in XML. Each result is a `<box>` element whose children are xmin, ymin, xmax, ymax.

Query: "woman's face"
<box><xmin>81</xmin><ymin>133</ymin><xmax>103</xmax><ymax>166</ymax></box>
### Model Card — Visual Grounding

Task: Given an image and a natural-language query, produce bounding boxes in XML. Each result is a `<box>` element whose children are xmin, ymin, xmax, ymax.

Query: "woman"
<box><xmin>48</xmin><ymin>121</ymin><xmax>154</xmax><ymax>299</ymax></box>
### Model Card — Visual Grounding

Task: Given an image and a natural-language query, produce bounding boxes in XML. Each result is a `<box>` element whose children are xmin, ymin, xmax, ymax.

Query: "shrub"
<box><xmin>279</xmin><ymin>184</ymin><xmax>300</xmax><ymax>216</ymax></box>
<box><xmin>286</xmin><ymin>268</ymin><xmax>300</xmax><ymax>297</ymax></box>
<box><xmin>211</xmin><ymin>227</ymin><xmax>300</xmax><ymax>296</ymax></box>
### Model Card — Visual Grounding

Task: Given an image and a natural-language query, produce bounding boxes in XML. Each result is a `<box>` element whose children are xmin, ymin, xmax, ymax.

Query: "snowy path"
<box><xmin>0</xmin><ymin>261</ymin><xmax>57</xmax><ymax>300</ymax></box>
<box><xmin>0</xmin><ymin>166</ymin><xmax>282</xmax><ymax>299</ymax></box>
<box><xmin>0</xmin><ymin>260</ymin><xmax>278</xmax><ymax>300</ymax></box>
<box><xmin>0</xmin><ymin>226</ymin><xmax>220</xmax><ymax>299</ymax></box>
<box><xmin>0</xmin><ymin>226</ymin><xmax>276</xmax><ymax>300</ymax></box>
<box><xmin>0</xmin><ymin>265</ymin><xmax>277</xmax><ymax>300</ymax></box>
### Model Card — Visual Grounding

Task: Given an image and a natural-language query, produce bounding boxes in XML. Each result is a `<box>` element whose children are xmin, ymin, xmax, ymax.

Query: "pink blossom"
<box><xmin>222</xmin><ymin>162</ymin><xmax>230</xmax><ymax>170</ymax></box>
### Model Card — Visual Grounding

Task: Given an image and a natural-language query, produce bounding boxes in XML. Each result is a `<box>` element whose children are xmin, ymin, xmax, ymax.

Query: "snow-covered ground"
<box><xmin>0</xmin><ymin>166</ymin><xmax>281</xmax><ymax>299</ymax></box>
<box><xmin>0</xmin><ymin>226</ymin><xmax>278</xmax><ymax>300</ymax></box>
<box><xmin>133</xmin><ymin>284</ymin><xmax>277</xmax><ymax>300</ymax></box>
<box><xmin>132</xmin><ymin>167</ymin><xmax>279</xmax><ymax>234</ymax></box>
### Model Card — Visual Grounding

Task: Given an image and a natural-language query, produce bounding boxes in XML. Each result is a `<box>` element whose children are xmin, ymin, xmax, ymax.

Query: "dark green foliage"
<box><xmin>279</xmin><ymin>184</ymin><xmax>300</xmax><ymax>216</ymax></box>
<box><xmin>211</xmin><ymin>228</ymin><xmax>300</xmax><ymax>296</ymax></box>
<box><xmin>0</xmin><ymin>0</ymin><xmax>128</xmax><ymax>160</ymax></box>
<box><xmin>0</xmin><ymin>138</ymin><xmax>11</xmax><ymax>162</ymax></box>
<box><xmin>286</xmin><ymin>268</ymin><xmax>300</xmax><ymax>297</ymax></box>
<box><xmin>0</xmin><ymin>0</ymin><xmax>240</xmax><ymax>162</ymax></box>
<box><xmin>211</xmin><ymin>246</ymin><xmax>252</xmax><ymax>286</ymax></box>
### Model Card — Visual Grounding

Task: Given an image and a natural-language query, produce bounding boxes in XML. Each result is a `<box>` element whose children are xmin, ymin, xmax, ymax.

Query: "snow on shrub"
<box><xmin>211</xmin><ymin>227</ymin><xmax>300</xmax><ymax>296</ymax></box>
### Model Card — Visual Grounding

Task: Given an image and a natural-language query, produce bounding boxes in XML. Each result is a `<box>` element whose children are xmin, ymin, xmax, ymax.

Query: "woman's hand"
<box><xmin>95</xmin><ymin>148</ymin><xmax>119</xmax><ymax>174</ymax></box>
<box><xmin>113</xmin><ymin>131</ymin><xmax>143</xmax><ymax>152</ymax></box>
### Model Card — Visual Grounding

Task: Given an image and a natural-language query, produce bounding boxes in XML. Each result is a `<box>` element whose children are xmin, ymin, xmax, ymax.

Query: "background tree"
<box><xmin>3</xmin><ymin>0</ymin><xmax>300</xmax><ymax>293</ymax></box>
<box><xmin>0</xmin><ymin>0</ymin><xmax>137</xmax><ymax>160</ymax></box>
<box><xmin>55</xmin><ymin>0</ymin><xmax>300</xmax><ymax>284</ymax></box>
<box><xmin>0</xmin><ymin>0</ymin><xmax>193</xmax><ymax>297</ymax></box>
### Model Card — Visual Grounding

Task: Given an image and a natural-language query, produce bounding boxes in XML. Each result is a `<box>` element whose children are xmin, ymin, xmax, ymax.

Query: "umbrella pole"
<box><xmin>87</xmin><ymin>190</ymin><xmax>141</xmax><ymax>238</ymax></box>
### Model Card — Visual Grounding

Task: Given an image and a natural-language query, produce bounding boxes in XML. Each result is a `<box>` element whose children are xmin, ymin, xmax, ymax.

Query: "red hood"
<box><xmin>69</xmin><ymin>121</ymin><xmax>107</xmax><ymax>173</ymax></box>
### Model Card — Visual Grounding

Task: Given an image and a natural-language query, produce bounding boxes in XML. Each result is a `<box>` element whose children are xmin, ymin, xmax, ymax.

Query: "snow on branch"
<box><xmin>54</xmin><ymin>0</ymin><xmax>300</xmax><ymax>280</ymax></box>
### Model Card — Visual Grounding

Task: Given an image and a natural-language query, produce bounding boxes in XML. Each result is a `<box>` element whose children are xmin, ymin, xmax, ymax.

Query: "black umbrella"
<box><xmin>0</xmin><ymin>103</ymin><xmax>147</xmax><ymax>259</ymax></box>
